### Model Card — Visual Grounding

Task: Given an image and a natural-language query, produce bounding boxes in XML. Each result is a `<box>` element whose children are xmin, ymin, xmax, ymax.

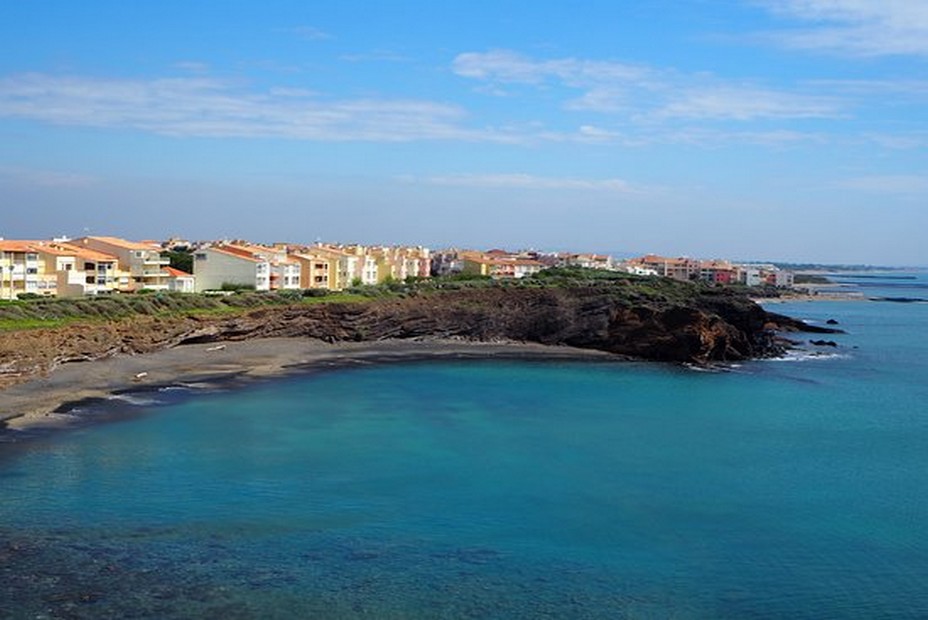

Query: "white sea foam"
<box><xmin>107</xmin><ymin>394</ymin><xmax>162</xmax><ymax>406</ymax></box>
<box><xmin>768</xmin><ymin>349</ymin><xmax>851</xmax><ymax>363</ymax></box>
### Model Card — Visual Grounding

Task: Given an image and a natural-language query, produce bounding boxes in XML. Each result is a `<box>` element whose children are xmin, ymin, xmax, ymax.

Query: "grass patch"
<box><xmin>0</xmin><ymin>317</ymin><xmax>74</xmax><ymax>331</ymax></box>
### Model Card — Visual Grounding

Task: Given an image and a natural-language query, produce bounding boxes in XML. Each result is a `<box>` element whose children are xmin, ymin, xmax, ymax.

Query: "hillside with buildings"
<box><xmin>1</xmin><ymin>235</ymin><xmax>796</xmax><ymax>300</ymax></box>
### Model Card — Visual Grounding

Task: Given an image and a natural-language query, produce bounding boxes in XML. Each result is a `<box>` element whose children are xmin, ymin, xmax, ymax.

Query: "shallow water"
<box><xmin>1</xmin><ymin>275</ymin><xmax>927</xmax><ymax>618</ymax></box>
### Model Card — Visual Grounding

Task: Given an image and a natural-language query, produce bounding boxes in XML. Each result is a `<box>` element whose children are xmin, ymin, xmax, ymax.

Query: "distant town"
<box><xmin>0</xmin><ymin>235</ymin><xmax>797</xmax><ymax>300</ymax></box>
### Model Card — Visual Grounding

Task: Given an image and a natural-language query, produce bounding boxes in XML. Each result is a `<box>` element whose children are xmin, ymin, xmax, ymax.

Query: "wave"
<box><xmin>106</xmin><ymin>394</ymin><xmax>163</xmax><ymax>407</ymax></box>
<box><xmin>767</xmin><ymin>349</ymin><xmax>851</xmax><ymax>363</ymax></box>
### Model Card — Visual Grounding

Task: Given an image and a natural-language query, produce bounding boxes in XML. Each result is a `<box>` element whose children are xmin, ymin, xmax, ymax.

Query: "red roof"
<box><xmin>163</xmin><ymin>266</ymin><xmax>192</xmax><ymax>277</ymax></box>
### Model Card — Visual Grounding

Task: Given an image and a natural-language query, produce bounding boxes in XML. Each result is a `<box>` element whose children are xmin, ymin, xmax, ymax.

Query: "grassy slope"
<box><xmin>0</xmin><ymin>269</ymin><xmax>737</xmax><ymax>333</ymax></box>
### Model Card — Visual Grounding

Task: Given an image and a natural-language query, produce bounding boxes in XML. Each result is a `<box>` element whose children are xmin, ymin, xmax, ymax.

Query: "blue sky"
<box><xmin>1</xmin><ymin>0</ymin><xmax>926</xmax><ymax>264</ymax></box>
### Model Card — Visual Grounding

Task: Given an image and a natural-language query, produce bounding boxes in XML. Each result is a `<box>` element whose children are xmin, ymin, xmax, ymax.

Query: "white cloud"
<box><xmin>0</xmin><ymin>73</ymin><xmax>491</xmax><ymax>142</ymax></box>
<box><xmin>863</xmin><ymin>132</ymin><xmax>928</xmax><ymax>150</ymax></box>
<box><xmin>452</xmin><ymin>50</ymin><xmax>649</xmax><ymax>87</ymax></box>
<box><xmin>290</xmin><ymin>26</ymin><xmax>332</xmax><ymax>41</ymax></box>
<box><xmin>757</xmin><ymin>1</ymin><xmax>928</xmax><ymax>57</ymax></box>
<box><xmin>453</xmin><ymin>49</ymin><xmax>842</xmax><ymax>121</ymax></box>
<box><xmin>657</xmin><ymin>86</ymin><xmax>839</xmax><ymax>120</ymax></box>
<box><xmin>418</xmin><ymin>173</ymin><xmax>638</xmax><ymax>192</ymax></box>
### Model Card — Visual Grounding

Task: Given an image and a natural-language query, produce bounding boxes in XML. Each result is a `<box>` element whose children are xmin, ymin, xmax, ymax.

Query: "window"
<box><xmin>26</xmin><ymin>267</ymin><xmax>38</xmax><ymax>275</ymax></box>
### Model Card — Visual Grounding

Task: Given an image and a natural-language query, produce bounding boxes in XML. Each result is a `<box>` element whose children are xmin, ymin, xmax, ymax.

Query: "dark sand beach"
<box><xmin>1</xmin><ymin>338</ymin><xmax>618</xmax><ymax>433</ymax></box>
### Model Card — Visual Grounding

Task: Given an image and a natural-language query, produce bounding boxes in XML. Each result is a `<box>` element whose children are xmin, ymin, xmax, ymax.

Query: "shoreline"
<box><xmin>0</xmin><ymin>338</ymin><xmax>620</xmax><ymax>435</ymax></box>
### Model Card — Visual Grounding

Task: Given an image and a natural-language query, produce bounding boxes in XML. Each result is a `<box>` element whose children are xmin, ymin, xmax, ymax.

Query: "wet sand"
<box><xmin>0</xmin><ymin>338</ymin><xmax>618</xmax><ymax>433</ymax></box>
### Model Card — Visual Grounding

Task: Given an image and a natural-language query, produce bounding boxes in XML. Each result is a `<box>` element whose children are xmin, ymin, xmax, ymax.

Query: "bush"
<box><xmin>275</xmin><ymin>289</ymin><xmax>303</xmax><ymax>301</ymax></box>
<box><xmin>220</xmin><ymin>282</ymin><xmax>256</xmax><ymax>292</ymax></box>
<box><xmin>302</xmin><ymin>288</ymin><xmax>330</xmax><ymax>298</ymax></box>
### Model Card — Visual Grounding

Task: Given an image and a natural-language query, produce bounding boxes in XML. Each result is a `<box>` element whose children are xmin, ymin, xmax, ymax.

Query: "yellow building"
<box><xmin>461</xmin><ymin>251</ymin><xmax>544</xmax><ymax>279</ymax></box>
<box><xmin>74</xmin><ymin>236</ymin><xmax>170</xmax><ymax>291</ymax></box>
<box><xmin>0</xmin><ymin>241</ymin><xmax>45</xmax><ymax>299</ymax></box>
<box><xmin>291</xmin><ymin>252</ymin><xmax>334</xmax><ymax>290</ymax></box>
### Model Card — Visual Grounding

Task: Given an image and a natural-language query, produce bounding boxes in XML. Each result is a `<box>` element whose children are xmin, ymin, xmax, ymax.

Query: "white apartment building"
<box><xmin>193</xmin><ymin>246</ymin><xmax>271</xmax><ymax>292</ymax></box>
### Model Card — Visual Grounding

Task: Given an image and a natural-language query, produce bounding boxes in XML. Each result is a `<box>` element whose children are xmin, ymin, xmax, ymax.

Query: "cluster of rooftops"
<box><xmin>0</xmin><ymin>235</ymin><xmax>795</xmax><ymax>299</ymax></box>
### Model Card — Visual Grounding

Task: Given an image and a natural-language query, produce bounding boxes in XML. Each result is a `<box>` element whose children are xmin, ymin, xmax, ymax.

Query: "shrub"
<box><xmin>302</xmin><ymin>288</ymin><xmax>330</xmax><ymax>298</ymax></box>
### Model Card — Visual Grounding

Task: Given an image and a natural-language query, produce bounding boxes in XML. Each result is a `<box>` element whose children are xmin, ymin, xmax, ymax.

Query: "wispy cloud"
<box><xmin>452</xmin><ymin>49</ymin><xmax>843</xmax><ymax>121</ymax></box>
<box><xmin>415</xmin><ymin>173</ymin><xmax>639</xmax><ymax>193</ymax></box>
<box><xmin>0</xmin><ymin>73</ymin><xmax>491</xmax><ymax>142</ymax></box>
<box><xmin>655</xmin><ymin>86</ymin><xmax>838</xmax><ymax>120</ymax></box>
<box><xmin>863</xmin><ymin>132</ymin><xmax>928</xmax><ymax>150</ymax></box>
<box><xmin>289</xmin><ymin>26</ymin><xmax>332</xmax><ymax>41</ymax></box>
<box><xmin>0</xmin><ymin>165</ymin><xmax>97</xmax><ymax>188</ymax></box>
<box><xmin>755</xmin><ymin>1</ymin><xmax>928</xmax><ymax>57</ymax></box>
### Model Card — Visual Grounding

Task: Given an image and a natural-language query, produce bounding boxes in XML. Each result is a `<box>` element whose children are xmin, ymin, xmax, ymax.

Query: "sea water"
<box><xmin>1</xmin><ymin>272</ymin><xmax>927</xmax><ymax>619</ymax></box>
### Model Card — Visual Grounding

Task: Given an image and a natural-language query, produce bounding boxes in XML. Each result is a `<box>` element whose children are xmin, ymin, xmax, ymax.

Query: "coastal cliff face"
<box><xmin>0</xmin><ymin>286</ymin><xmax>831</xmax><ymax>390</ymax></box>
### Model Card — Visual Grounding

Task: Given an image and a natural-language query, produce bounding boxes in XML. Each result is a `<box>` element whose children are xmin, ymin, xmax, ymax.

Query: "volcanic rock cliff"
<box><xmin>0</xmin><ymin>285</ymin><xmax>835</xmax><ymax>390</ymax></box>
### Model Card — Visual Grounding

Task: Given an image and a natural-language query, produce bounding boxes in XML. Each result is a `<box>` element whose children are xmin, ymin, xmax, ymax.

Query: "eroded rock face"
<box><xmin>0</xmin><ymin>287</ymin><xmax>834</xmax><ymax>389</ymax></box>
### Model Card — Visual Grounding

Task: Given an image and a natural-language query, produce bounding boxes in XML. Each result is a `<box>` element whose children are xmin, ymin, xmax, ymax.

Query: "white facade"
<box><xmin>360</xmin><ymin>256</ymin><xmax>379</xmax><ymax>285</ymax></box>
<box><xmin>774</xmin><ymin>270</ymin><xmax>794</xmax><ymax>287</ymax></box>
<box><xmin>193</xmin><ymin>247</ymin><xmax>271</xmax><ymax>292</ymax></box>
<box><xmin>740</xmin><ymin>268</ymin><xmax>763</xmax><ymax>287</ymax></box>
<box><xmin>273</xmin><ymin>261</ymin><xmax>302</xmax><ymax>290</ymax></box>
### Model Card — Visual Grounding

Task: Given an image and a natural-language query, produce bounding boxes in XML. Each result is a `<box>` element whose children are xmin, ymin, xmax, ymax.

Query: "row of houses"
<box><xmin>192</xmin><ymin>242</ymin><xmax>432</xmax><ymax>292</ymax></box>
<box><xmin>0</xmin><ymin>237</ymin><xmax>192</xmax><ymax>299</ymax></box>
<box><xmin>0</xmin><ymin>236</ymin><xmax>432</xmax><ymax>299</ymax></box>
<box><xmin>430</xmin><ymin>249</ymin><xmax>794</xmax><ymax>287</ymax></box>
<box><xmin>430</xmin><ymin>249</ymin><xmax>617</xmax><ymax>279</ymax></box>
<box><xmin>622</xmin><ymin>254</ymin><xmax>795</xmax><ymax>287</ymax></box>
<box><xmin>1</xmin><ymin>234</ymin><xmax>795</xmax><ymax>300</ymax></box>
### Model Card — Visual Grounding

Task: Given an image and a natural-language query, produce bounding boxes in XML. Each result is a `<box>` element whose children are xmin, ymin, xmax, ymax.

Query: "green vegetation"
<box><xmin>0</xmin><ymin>268</ymin><xmax>762</xmax><ymax>333</ymax></box>
<box><xmin>220</xmin><ymin>282</ymin><xmax>256</xmax><ymax>292</ymax></box>
<box><xmin>163</xmin><ymin>250</ymin><xmax>194</xmax><ymax>273</ymax></box>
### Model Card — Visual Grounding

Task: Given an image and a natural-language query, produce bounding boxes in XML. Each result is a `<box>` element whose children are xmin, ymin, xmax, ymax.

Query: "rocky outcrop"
<box><xmin>0</xmin><ymin>286</ymin><xmax>837</xmax><ymax>390</ymax></box>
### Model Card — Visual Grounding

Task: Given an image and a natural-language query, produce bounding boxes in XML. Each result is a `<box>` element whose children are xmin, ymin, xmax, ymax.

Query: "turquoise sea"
<box><xmin>2</xmin><ymin>272</ymin><xmax>927</xmax><ymax>619</ymax></box>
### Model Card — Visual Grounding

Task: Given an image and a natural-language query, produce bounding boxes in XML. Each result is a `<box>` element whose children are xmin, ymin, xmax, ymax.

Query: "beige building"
<box><xmin>291</xmin><ymin>253</ymin><xmax>333</xmax><ymax>290</ymax></box>
<box><xmin>33</xmin><ymin>241</ymin><xmax>122</xmax><ymax>297</ymax></box>
<box><xmin>460</xmin><ymin>251</ymin><xmax>545</xmax><ymax>279</ymax></box>
<box><xmin>0</xmin><ymin>241</ymin><xmax>42</xmax><ymax>299</ymax></box>
<box><xmin>75</xmin><ymin>236</ymin><xmax>170</xmax><ymax>291</ymax></box>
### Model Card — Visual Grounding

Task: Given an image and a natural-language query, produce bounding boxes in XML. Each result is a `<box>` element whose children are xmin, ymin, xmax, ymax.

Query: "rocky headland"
<box><xmin>0</xmin><ymin>283</ymin><xmax>837</xmax><ymax>395</ymax></box>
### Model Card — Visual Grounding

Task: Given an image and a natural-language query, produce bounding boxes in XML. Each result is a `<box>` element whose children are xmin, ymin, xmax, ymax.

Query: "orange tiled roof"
<box><xmin>207</xmin><ymin>246</ymin><xmax>264</xmax><ymax>263</ymax></box>
<box><xmin>163</xmin><ymin>266</ymin><xmax>192</xmax><ymax>277</ymax></box>
<box><xmin>0</xmin><ymin>240</ymin><xmax>40</xmax><ymax>252</ymax></box>
<box><xmin>82</xmin><ymin>236</ymin><xmax>159</xmax><ymax>251</ymax></box>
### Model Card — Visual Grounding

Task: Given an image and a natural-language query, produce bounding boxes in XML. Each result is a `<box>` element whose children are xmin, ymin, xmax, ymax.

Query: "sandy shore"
<box><xmin>0</xmin><ymin>337</ymin><xmax>618</xmax><ymax>433</ymax></box>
